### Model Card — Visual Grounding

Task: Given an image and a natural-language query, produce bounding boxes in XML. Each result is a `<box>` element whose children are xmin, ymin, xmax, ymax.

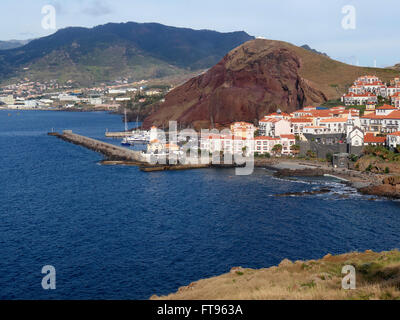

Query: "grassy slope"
<box><xmin>11</xmin><ymin>46</ymin><xmax>187</xmax><ymax>86</ymax></box>
<box><xmin>151</xmin><ymin>250</ymin><xmax>400</xmax><ymax>300</ymax></box>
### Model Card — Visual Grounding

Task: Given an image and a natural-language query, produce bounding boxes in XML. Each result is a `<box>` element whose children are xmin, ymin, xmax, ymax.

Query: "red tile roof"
<box><xmin>364</xmin><ymin>133</ymin><xmax>386</xmax><ymax>144</ymax></box>
<box><xmin>255</xmin><ymin>136</ymin><xmax>280</xmax><ymax>141</ymax></box>
<box><xmin>290</xmin><ymin>118</ymin><xmax>313</xmax><ymax>123</ymax></box>
<box><xmin>320</xmin><ymin>117</ymin><xmax>347</xmax><ymax>123</ymax></box>
<box><xmin>385</xmin><ymin>111</ymin><xmax>400</xmax><ymax>119</ymax></box>
<box><xmin>280</xmin><ymin>134</ymin><xmax>296</xmax><ymax>139</ymax></box>
<box><xmin>377</xmin><ymin>105</ymin><xmax>397</xmax><ymax>110</ymax></box>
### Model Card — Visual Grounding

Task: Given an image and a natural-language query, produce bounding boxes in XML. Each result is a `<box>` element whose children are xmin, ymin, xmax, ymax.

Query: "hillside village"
<box><xmin>3</xmin><ymin>74</ymin><xmax>400</xmax><ymax>168</ymax></box>
<box><xmin>146</xmin><ymin>75</ymin><xmax>400</xmax><ymax>166</ymax></box>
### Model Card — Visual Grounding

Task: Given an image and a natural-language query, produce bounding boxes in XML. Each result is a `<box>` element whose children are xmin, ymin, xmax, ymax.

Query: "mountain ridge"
<box><xmin>0</xmin><ymin>22</ymin><xmax>254</xmax><ymax>85</ymax></box>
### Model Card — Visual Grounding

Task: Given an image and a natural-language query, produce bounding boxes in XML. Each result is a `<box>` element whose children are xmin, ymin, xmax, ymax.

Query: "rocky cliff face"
<box><xmin>142</xmin><ymin>39</ymin><xmax>327</xmax><ymax>129</ymax></box>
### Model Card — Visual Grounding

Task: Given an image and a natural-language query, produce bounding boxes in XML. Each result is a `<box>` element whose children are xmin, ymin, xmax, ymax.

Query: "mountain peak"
<box><xmin>142</xmin><ymin>38</ymin><xmax>399</xmax><ymax>129</ymax></box>
<box><xmin>0</xmin><ymin>21</ymin><xmax>254</xmax><ymax>85</ymax></box>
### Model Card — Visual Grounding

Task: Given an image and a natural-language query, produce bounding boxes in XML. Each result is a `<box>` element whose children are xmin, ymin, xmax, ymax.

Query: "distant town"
<box><xmin>0</xmin><ymin>78</ymin><xmax>169</xmax><ymax>111</ymax></box>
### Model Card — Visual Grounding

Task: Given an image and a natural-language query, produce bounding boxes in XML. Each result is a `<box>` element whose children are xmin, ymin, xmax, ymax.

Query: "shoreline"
<box><xmin>151</xmin><ymin>250</ymin><xmax>400</xmax><ymax>300</ymax></box>
<box><xmin>254</xmin><ymin>157</ymin><xmax>398</xmax><ymax>199</ymax></box>
<box><xmin>47</xmin><ymin>126</ymin><xmax>395</xmax><ymax>199</ymax></box>
<box><xmin>254</xmin><ymin>157</ymin><xmax>377</xmax><ymax>188</ymax></box>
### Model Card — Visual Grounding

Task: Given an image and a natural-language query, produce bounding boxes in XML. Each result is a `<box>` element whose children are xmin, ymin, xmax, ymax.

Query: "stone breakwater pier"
<box><xmin>48</xmin><ymin>130</ymin><xmax>146</xmax><ymax>163</ymax></box>
<box><xmin>49</xmin><ymin>130</ymin><xmax>214</xmax><ymax>171</ymax></box>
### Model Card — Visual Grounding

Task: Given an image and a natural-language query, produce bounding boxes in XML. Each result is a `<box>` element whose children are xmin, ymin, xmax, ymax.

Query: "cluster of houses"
<box><xmin>341</xmin><ymin>75</ymin><xmax>400</xmax><ymax>106</ymax></box>
<box><xmin>198</xmin><ymin>122</ymin><xmax>296</xmax><ymax>156</ymax></box>
<box><xmin>145</xmin><ymin>76</ymin><xmax>400</xmax><ymax>160</ymax></box>
<box><xmin>146</xmin><ymin>121</ymin><xmax>296</xmax><ymax>158</ymax></box>
<box><xmin>0</xmin><ymin>78</ymin><xmax>167</xmax><ymax>110</ymax></box>
<box><xmin>257</xmin><ymin>103</ymin><xmax>400</xmax><ymax>157</ymax></box>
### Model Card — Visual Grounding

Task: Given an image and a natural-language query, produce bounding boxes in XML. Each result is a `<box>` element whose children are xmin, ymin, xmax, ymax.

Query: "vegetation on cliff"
<box><xmin>355</xmin><ymin>146</ymin><xmax>400</xmax><ymax>174</ymax></box>
<box><xmin>151</xmin><ymin>250</ymin><xmax>400</xmax><ymax>300</ymax></box>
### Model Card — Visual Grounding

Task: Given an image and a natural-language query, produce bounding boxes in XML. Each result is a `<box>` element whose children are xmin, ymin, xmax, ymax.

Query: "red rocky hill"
<box><xmin>143</xmin><ymin>39</ymin><xmax>398</xmax><ymax>129</ymax></box>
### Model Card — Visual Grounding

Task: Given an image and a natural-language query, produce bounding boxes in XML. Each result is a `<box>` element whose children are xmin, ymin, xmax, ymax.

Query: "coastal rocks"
<box><xmin>230</xmin><ymin>267</ymin><xmax>246</xmax><ymax>274</ymax></box>
<box><xmin>359</xmin><ymin>175</ymin><xmax>400</xmax><ymax>199</ymax></box>
<box><xmin>274</xmin><ymin>188</ymin><xmax>331</xmax><ymax>197</ymax></box>
<box><xmin>356</xmin><ymin>157</ymin><xmax>400</xmax><ymax>175</ymax></box>
<box><xmin>359</xmin><ymin>184</ymin><xmax>400</xmax><ymax>199</ymax></box>
<box><xmin>279</xmin><ymin>259</ymin><xmax>293</xmax><ymax>267</ymax></box>
<box><xmin>383</xmin><ymin>176</ymin><xmax>400</xmax><ymax>186</ymax></box>
<box><xmin>274</xmin><ymin>168</ymin><xmax>328</xmax><ymax>178</ymax></box>
<box><xmin>177</xmin><ymin>281</ymin><xmax>198</xmax><ymax>293</ymax></box>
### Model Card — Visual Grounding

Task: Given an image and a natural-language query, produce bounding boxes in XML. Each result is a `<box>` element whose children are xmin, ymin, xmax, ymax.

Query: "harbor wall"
<box><xmin>50</xmin><ymin>130</ymin><xmax>147</xmax><ymax>163</ymax></box>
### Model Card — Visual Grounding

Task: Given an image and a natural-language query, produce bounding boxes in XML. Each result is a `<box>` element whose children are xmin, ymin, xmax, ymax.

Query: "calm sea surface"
<box><xmin>1</xmin><ymin>110</ymin><xmax>400</xmax><ymax>299</ymax></box>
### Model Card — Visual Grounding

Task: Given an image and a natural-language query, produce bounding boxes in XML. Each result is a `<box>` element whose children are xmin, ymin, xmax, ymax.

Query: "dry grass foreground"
<box><xmin>151</xmin><ymin>250</ymin><xmax>400</xmax><ymax>300</ymax></box>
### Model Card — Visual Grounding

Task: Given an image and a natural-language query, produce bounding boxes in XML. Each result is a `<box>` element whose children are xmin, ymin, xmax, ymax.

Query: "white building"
<box><xmin>200</xmin><ymin>134</ymin><xmax>254</xmax><ymax>155</ymax></box>
<box><xmin>375</xmin><ymin>105</ymin><xmax>397</xmax><ymax>116</ymax></box>
<box><xmin>89</xmin><ymin>97</ymin><xmax>103</xmax><ymax>105</ymax></box>
<box><xmin>347</xmin><ymin>127</ymin><xmax>364</xmax><ymax>147</ymax></box>
<box><xmin>387</xmin><ymin>131</ymin><xmax>400</xmax><ymax>149</ymax></box>
<box><xmin>254</xmin><ymin>135</ymin><xmax>296</xmax><ymax>156</ymax></box>
<box><xmin>24</xmin><ymin>100</ymin><xmax>39</xmax><ymax>108</ymax></box>
<box><xmin>319</xmin><ymin>117</ymin><xmax>347</xmax><ymax>133</ymax></box>
<box><xmin>230</xmin><ymin>122</ymin><xmax>256</xmax><ymax>140</ymax></box>
<box><xmin>289</xmin><ymin>118</ymin><xmax>313</xmax><ymax>136</ymax></box>
<box><xmin>108</xmin><ymin>89</ymin><xmax>127</xmax><ymax>95</ymax></box>
<box><xmin>0</xmin><ymin>95</ymin><xmax>15</xmax><ymax>105</ymax></box>
<box><xmin>59</xmin><ymin>94</ymin><xmax>79</xmax><ymax>102</ymax></box>
<box><xmin>258</xmin><ymin>118</ymin><xmax>291</xmax><ymax>137</ymax></box>
<box><xmin>341</xmin><ymin>92</ymin><xmax>377</xmax><ymax>106</ymax></box>
<box><xmin>303</xmin><ymin>126</ymin><xmax>328</xmax><ymax>135</ymax></box>
<box><xmin>254</xmin><ymin>136</ymin><xmax>281</xmax><ymax>155</ymax></box>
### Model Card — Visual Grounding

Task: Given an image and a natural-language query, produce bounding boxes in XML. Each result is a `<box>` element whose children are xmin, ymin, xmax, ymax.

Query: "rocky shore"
<box><xmin>255</xmin><ymin>158</ymin><xmax>395</xmax><ymax>198</ymax></box>
<box><xmin>359</xmin><ymin>176</ymin><xmax>400</xmax><ymax>199</ymax></box>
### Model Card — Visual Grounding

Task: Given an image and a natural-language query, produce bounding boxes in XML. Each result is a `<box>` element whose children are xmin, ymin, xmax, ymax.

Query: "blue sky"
<box><xmin>1</xmin><ymin>0</ymin><xmax>399</xmax><ymax>67</ymax></box>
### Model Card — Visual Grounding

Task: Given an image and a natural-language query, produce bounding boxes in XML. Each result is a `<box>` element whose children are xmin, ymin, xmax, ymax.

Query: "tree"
<box><xmin>290</xmin><ymin>144</ymin><xmax>300</xmax><ymax>155</ymax></box>
<box><xmin>272</xmin><ymin>144</ymin><xmax>283</xmax><ymax>155</ymax></box>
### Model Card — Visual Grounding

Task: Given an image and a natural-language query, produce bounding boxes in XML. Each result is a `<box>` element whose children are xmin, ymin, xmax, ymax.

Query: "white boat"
<box><xmin>120</xmin><ymin>111</ymin><xmax>150</xmax><ymax>145</ymax></box>
<box><xmin>121</xmin><ymin>137</ymin><xmax>132</xmax><ymax>146</ymax></box>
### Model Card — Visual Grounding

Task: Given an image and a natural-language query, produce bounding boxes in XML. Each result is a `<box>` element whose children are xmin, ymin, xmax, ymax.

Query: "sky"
<box><xmin>0</xmin><ymin>0</ymin><xmax>399</xmax><ymax>67</ymax></box>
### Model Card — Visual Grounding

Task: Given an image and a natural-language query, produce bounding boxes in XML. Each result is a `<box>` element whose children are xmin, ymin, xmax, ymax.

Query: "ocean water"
<box><xmin>1</xmin><ymin>110</ymin><xmax>400</xmax><ymax>300</ymax></box>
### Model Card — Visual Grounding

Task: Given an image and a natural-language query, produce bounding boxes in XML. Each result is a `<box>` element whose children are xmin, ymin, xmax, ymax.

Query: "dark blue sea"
<box><xmin>1</xmin><ymin>110</ymin><xmax>399</xmax><ymax>300</ymax></box>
